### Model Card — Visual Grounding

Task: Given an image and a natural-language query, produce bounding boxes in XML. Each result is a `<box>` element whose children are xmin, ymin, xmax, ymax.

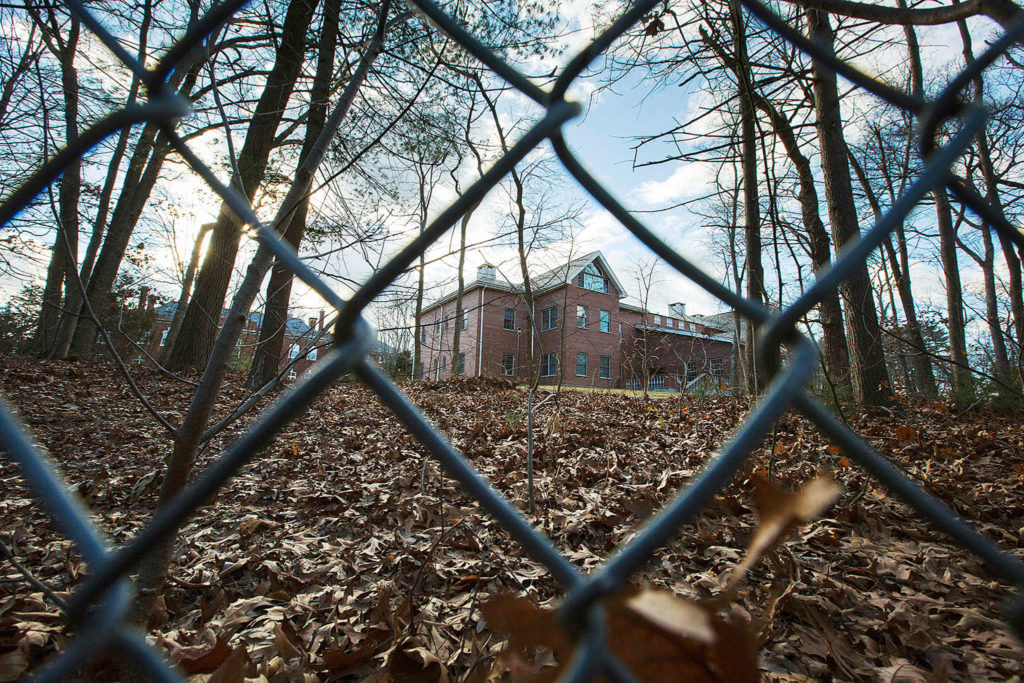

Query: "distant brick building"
<box><xmin>416</xmin><ymin>251</ymin><xmax>741</xmax><ymax>391</ymax></box>
<box><xmin>148</xmin><ymin>302</ymin><xmax>324</xmax><ymax>380</ymax></box>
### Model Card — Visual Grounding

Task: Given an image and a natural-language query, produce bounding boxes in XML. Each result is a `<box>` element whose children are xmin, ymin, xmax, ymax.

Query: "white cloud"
<box><xmin>635</xmin><ymin>163</ymin><xmax>710</xmax><ymax>205</ymax></box>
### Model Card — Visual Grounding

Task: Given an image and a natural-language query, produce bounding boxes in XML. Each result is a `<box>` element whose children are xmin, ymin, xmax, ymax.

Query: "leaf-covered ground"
<box><xmin>1</xmin><ymin>354</ymin><xmax>1022</xmax><ymax>681</ymax></box>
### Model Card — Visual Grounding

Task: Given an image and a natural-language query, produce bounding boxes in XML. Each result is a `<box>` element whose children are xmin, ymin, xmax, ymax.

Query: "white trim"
<box><xmin>477</xmin><ymin>286</ymin><xmax>485</xmax><ymax>377</ymax></box>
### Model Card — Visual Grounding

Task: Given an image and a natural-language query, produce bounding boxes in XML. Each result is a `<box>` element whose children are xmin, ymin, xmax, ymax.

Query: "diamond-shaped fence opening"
<box><xmin>1</xmin><ymin>0</ymin><xmax>1023</xmax><ymax>680</ymax></box>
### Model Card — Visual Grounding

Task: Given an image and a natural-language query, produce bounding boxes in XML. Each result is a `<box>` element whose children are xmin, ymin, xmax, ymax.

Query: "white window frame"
<box><xmin>576</xmin><ymin>352</ymin><xmax>588</xmax><ymax>377</ymax></box>
<box><xmin>308</xmin><ymin>346</ymin><xmax>317</xmax><ymax>361</ymax></box>
<box><xmin>503</xmin><ymin>308</ymin><xmax>516</xmax><ymax>331</ymax></box>
<box><xmin>160</xmin><ymin>329</ymin><xmax>169</xmax><ymax>346</ymax></box>
<box><xmin>576</xmin><ymin>305</ymin><xmax>588</xmax><ymax>329</ymax></box>
<box><xmin>600</xmin><ymin>355</ymin><xmax>611</xmax><ymax>379</ymax></box>
<box><xmin>289</xmin><ymin>343</ymin><xmax>300</xmax><ymax>359</ymax></box>
<box><xmin>599</xmin><ymin>310</ymin><xmax>610</xmax><ymax>333</ymax></box>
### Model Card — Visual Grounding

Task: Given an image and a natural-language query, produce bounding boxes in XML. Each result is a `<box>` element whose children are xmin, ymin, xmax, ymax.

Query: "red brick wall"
<box><xmin>416</xmin><ymin>265</ymin><xmax>738</xmax><ymax>391</ymax></box>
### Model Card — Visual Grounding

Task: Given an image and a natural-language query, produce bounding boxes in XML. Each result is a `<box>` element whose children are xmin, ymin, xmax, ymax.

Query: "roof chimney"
<box><xmin>319</xmin><ymin>310</ymin><xmax>325</xmax><ymax>331</ymax></box>
<box><xmin>477</xmin><ymin>263</ymin><xmax>496</xmax><ymax>282</ymax></box>
<box><xmin>669</xmin><ymin>302</ymin><xmax>686</xmax><ymax>318</ymax></box>
<box><xmin>308</xmin><ymin>316</ymin><xmax>317</xmax><ymax>331</ymax></box>
<box><xmin>139</xmin><ymin>286</ymin><xmax>149</xmax><ymax>311</ymax></box>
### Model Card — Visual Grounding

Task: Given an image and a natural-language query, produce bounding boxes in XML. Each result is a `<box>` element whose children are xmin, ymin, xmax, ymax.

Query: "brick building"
<box><xmin>148</xmin><ymin>302</ymin><xmax>324</xmax><ymax>380</ymax></box>
<box><xmin>416</xmin><ymin>251</ymin><xmax>740</xmax><ymax>391</ymax></box>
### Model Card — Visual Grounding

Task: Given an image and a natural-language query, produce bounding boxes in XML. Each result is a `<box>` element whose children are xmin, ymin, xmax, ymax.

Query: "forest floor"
<box><xmin>1</xmin><ymin>354</ymin><xmax>1023</xmax><ymax>682</ymax></box>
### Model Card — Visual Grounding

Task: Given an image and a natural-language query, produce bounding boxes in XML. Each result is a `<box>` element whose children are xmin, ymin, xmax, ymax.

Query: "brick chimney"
<box><xmin>669</xmin><ymin>302</ymin><xmax>686</xmax><ymax>318</ymax></box>
<box><xmin>308</xmin><ymin>316</ymin><xmax>317</xmax><ymax>331</ymax></box>
<box><xmin>147</xmin><ymin>295</ymin><xmax>156</xmax><ymax>317</ymax></box>
<box><xmin>138</xmin><ymin>286</ymin><xmax>149</xmax><ymax>311</ymax></box>
<box><xmin>477</xmin><ymin>263</ymin><xmax>496</xmax><ymax>282</ymax></box>
<box><xmin>319</xmin><ymin>310</ymin><xmax>325</xmax><ymax>331</ymax></box>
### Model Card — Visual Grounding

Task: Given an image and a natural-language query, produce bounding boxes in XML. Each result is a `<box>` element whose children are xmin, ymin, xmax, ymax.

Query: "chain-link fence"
<box><xmin>2</xmin><ymin>0</ymin><xmax>1024</xmax><ymax>679</ymax></box>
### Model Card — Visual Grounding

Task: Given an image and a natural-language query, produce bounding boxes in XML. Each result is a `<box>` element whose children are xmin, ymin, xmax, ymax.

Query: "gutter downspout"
<box><xmin>477</xmin><ymin>285</ymin><xmax>485</xmax><ymax>377</ymax></box>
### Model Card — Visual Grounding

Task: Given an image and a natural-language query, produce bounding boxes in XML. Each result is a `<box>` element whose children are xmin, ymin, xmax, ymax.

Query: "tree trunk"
<box><xmin>955</xmin><ymin>17</ymin><xmax>1021</xmax><ymax>380</ymax></box>
<box><xmin>934</xmin><ymin>187</ymin><xmax>973</xmax><ymax>395</ymax></box>
<box><xmin>32</xmin><ymin>14</ymin><xmax>80</xmax><ymax>356</ymax></box>
<box><xmin>68</xmin><ymin>129</ymin><xmax>172</xmax><ymax>356</ymax></box>
<box><xmin>167</xmin><ymin>0</ymin><xmax>319</xmax><ymax>372</ymax></box>
<box><xmin>451</xmin><ymin>211</ymin><xmax>469</xmax><ymax>377</ymax></box>
<box><xmin>848</xmin><ymin>151</ymin><xmax>938</xmax><ymax>396</ymax></box>
<box><xmin>807</xmin><ymin>9</ymin><xmax>893</xmax><ymax>405</ymax></box>
<box><xmin>747</xmin><ymin>87</ymin><xmax>849</xmax><ymax>385</ymax></box>
<box><xmin>731</xmin><ymin>0</ymin><xmax>765</xmax><ymax>395</ymax></box>
<box><xmin>50</xmin><ymin>0</ymin><xmax>153</xmax><ymax>359</ymax></box>
<box><xmin>68</xmin><ymin>53</ymin><xmax>202</xmax><ymax>358</ymax></box>
<box><xmin>248</xmin><ymin>0</ymin><xmax>341</xmax><ymax>388</ymax></box>
<box><xmin>162</xmin><ymin>224</ymin><xmax>213</xmax><ymax>362</ymax></box>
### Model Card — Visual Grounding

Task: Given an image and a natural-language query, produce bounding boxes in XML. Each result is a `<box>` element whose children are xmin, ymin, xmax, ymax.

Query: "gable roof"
<box><xmin>531</xmin><ymin>251</ymin><xmax>628</xmax><ymax>299</ymax></box>
<box><xmin>421</xmin><ymin>251</ymin><xmax>627</xmax><ymax>315</ymax></box>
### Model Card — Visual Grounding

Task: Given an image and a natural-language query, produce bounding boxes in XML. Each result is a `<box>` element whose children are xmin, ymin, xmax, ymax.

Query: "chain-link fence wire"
<box><xmin>2</xmin><ymin>0</ymin><xmax>1024</xmax><ymax>679</ymax></box>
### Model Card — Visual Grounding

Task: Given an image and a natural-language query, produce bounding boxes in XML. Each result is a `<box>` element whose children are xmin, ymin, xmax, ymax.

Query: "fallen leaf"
<box><xmin>178</xmin><ymin>638</ymin><xmax>232</xmax><ymax>674</ymax></box>
<box><xmin>719</xmin><ymin>475</ymin><xmax>841</xmax><ymax>599</ymax></box>
<box><xmin>481</xmin><ymin>588</ymin><xmax>758</xmax><ymax>682</ymax></box>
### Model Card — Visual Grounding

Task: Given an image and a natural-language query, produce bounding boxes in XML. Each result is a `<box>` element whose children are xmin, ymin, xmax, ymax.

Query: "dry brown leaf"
<box><xmin>274</xmin><ymin>620</ymin><xmax>304</xmax><ymax>662</ymax></box>
<box><xmin>177</xmin><ymin>637</ymin><xmax>232</xmax><ymax>674</ymax></box>
<box><xmin>0</xmin><ymin>647</ymin><xmax>29</xmax><ymax>682</ymax></box>
<box><xmin>481</xmin><ymin>588</ymin><xmax>758</xmax><ymax>682</ymax></box>
<box><xmin>720</xmin><ymin>475</ymin><xmax>841</xmax><ymax>599</ymax></box>
<box><xmin>206</xmin><ymin>645</ymin><xmax>251</xmax><ymax>683</ymax></box>
<box><xmin>895</xmin><ymin>425</ymin><xmax>919</xmax><ymax>441</ymax></box>
<box><xmin>624</xmin><ymin>588</ymin><xmax>714</xmax><ymax>644</ymax></box>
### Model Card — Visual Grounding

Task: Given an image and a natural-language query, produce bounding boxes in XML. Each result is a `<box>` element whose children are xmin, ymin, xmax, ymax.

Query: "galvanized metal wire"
<box><xmin>2</xmin><ymin>0</ymin><xmax>1023</xmax><ymax>679</ymax></box>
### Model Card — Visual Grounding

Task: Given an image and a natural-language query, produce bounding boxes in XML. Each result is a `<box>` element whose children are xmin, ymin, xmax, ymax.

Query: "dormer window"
<box><xmin>579</xmin><ymin>263</ymin><xmax>609</xmax><ymax>293</ymax></box>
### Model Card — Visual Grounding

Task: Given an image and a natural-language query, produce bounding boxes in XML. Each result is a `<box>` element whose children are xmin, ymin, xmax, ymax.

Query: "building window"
<box><xmin>600</xmin><ymin>355</ymin><xmax>611</xmax><ymax>379</ymax></box>
<box><xmin>618</xmin><ymin>322</ymin><xmax>623</xmax><ymax>340</ymax></box>
<box><xmin>710</xmin><ymin>358</ymin><xmax>724</xmax><ymax>380</ymax></box>
<box><xmin>461</xmin><ymin>310</ymin><xmax>468</xmax><ymax>330</ymax></box>
<box><xmin>576</xmin><ymin>352</ymin><xmax>588</xmax><ymax>377</ymax></box>
<box><xmin>420</xmin><ymin>326</ymin><xmax>426</xmax><ymax>343</ymax></box>
<box><xmin>287</xmin><ymin>369</ymin><xmax>297</xmax><ymax>380</ymax></box>
<box><xmin>649</xmin><ymin>374</ymin><xmax>666</xmax><ymax>391</ymax></box>
<box><xmin>579</xmin><ymin>263</ymin><xmax>608</xmax><ymax>293</ymax></box>
<box><xmin>685</xmin><ymin>362</ymin><xmax>701</xmax><ymax>384</ymax></box>
<box><xmin>416</xmin><ymin>362</ymin><xmax>424</xmax><ymax>380</ymax></box>
<box><xmin>502</xmin><ymin>353</ymin><xmax>515</xmax><ymax>376</ymax></box>
<box><xmin>308</xmin><ymin>346</ymin><xmax>317</xmax><ymax>361</ymax></box>
<box><xmin>160</xmin><ymin>329</ymin><xmax>169</xmax><ymax>346</ymax></box>
<box><xmin>653</xmin><ymin>315</ymin><xmax>661</xmax><ymax>326</ymax></box>
<box><xmin>457</xmin><ymin>352</ymin><xmax>465</xmax><ymax>376</ymax></box>
<box><xmin>541</xmin><ymin>352</ymin><xmax>557</xmax><ymax>377</ymax></box>
<box><xmin>599</xmin><ymin>310</ymin><xmax>610</xmax><ymax>333</ymax></box>
<box><xmin>289</xmin><ymin>343</ymin><xmax>300</xmax><ymax>359</ymax></box>
<box><xmin>504</xmin><ymin>308</ymin><xmax>516</xmax><ymax>330</ymax></box>
<box><xmin>541</xmin><ymin>306</ymin><xmax>558</xmax><ymax>331</ymax></box>
<box><xmin>576</xmin><ymin>305</ymin><xmax>588</xmax><ymax>329</ymax></box>
<box><xmin>441</xmin><ymin>355</ymin><xmax>447</xmax><ymax>370</ymax></box>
